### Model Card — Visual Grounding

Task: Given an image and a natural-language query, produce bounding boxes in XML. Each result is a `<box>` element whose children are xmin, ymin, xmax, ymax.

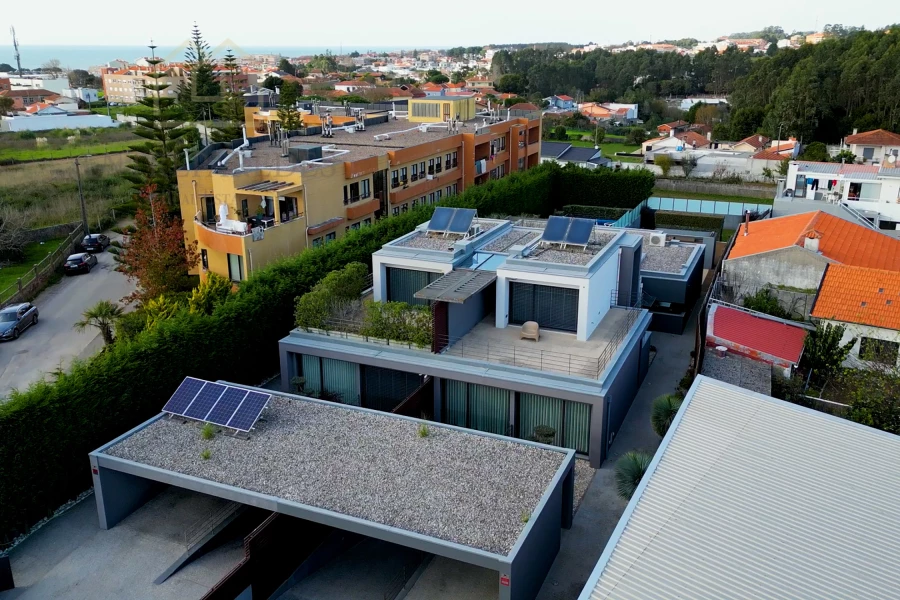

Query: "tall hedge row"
<box><xmin>555</xmin><ymin>164</ymin><xmax>655</xmax><ymax>209</ymax></box>
<box><xmin>0</xmin><ymin>163</ymin><xmax>655</xmax><ymax>545</ymax></box>
<box><xmin>653</xmin><ymin>211</ymin><xmax>725</xmax><ymax>236</ymax></box>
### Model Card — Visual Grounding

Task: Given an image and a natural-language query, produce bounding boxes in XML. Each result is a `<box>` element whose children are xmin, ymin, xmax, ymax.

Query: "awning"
<box><xmin>414</xmin><ymin>269</ymin><xmax>497</xmax><ymax>304</ymax></box>
<box><xmin>237</xmin><ymin>180</ymin><xmax>300</xmax><ymax>194</ymax></box>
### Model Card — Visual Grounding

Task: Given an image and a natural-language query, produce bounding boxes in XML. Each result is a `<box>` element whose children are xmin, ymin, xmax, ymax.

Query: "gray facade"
<box><xmin>90</xmin><ymin>386</ymin><xmax>576</xmax><ymax>600</ymax></box>
<box><xmin>641</xmin><ymin>242</ymin><xmax>704</xmax><ymax>334</ymax></box>
<box><xmin>723</xmin><ymin>245</ymin><xmax>831</xmax><ymax>294</ymax></box>
<box><xmin>279</xmin><ymin>309</ymin><xmax>652</xmax><ymax>467</ymax></box>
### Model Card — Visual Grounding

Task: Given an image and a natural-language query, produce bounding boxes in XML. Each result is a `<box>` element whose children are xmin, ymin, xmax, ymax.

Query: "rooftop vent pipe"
<box><xmin>743</xmin><ymin>210</ymin><xmax>750</xmax><ymax>236</ymax></box>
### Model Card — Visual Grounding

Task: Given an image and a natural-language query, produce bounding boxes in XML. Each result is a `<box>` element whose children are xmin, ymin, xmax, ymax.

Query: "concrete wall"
<box><xmin>723</xmin><ymin>246</ymin><xmax>830</xmax><ymax>295</ymax></box>
<box><xmin>599</xmin><ymin>316</ymin><xmax>650</xmax><ymax>452</ymax></box>
<box><xmin>22</xmin><ymin>222</ymin><xmax>79</xmax><ymax>243</ymax></box>
<box><xmin>823</xmin><ymin>319</ymin><xmax>900</xmax><ymax>369</ymax></box>
<box><xmin>654</xmin><ymin>178</ymin><xmax>775</xmax><ymax>199</ymax></box>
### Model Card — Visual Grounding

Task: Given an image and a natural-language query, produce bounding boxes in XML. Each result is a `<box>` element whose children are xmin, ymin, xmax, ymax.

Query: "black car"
<box><xmin>0</xmin><ymin>302</ymin><xmax>39</xmax><ymax>341</ymax></box>
<box><xmin>64</xmin><ymin>252</ymin><xmax>98</xmax><ymax>275</ymax></box>
<box><xmin>81</xmin><ymin>234</ymin><xmax>110</xmax><ymax>252</ymax></box>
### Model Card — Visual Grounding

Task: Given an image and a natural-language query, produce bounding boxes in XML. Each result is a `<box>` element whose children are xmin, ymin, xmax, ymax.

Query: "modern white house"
<box><xmin>62</xmin><ymin>87</ymin><xmax>100</xmax><ymax>103</ymax></box>
<box><xmin>844</xmin><ymin>128</ymin><xmax>900</xmax><ymax>166</ymax></box>
<box><xmin>811</xmin><ymin>264</ymin><xmax>900</xmax><ymax>369</ymax></box>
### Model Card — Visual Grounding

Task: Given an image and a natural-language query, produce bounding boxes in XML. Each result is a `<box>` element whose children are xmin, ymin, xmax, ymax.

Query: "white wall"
<box><xmin>584</xmin><ymin>251</ymin><xmax>619</xmax><ymax>339</ymax></box>
<box><xmin>824</xmin><ymin>319</ymin><xmax>900</xmax><ymax>369</ymax></box>
<box><xmin>0</xmin><ymin>114</ymin><xmax>119</xmax><ymax>132</ymax></box>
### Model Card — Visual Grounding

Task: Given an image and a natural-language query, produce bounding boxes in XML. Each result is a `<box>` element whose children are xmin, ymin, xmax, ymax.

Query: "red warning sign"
<box><xmin>500</xmin><ymin>574</ymin><xmax>510</xmax><ymax>586</ymax></box>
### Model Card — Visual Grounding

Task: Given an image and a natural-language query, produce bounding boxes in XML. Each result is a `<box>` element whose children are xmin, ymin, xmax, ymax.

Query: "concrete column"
<box><xmin>279</xmin><ymin>345</ymin><xmax>294</xmax><ymax>392</ymax></box>
<box><xmin>561</xmin><ymin>465</ymin><xmax>575</xmax><ymax>530</ymax></box>
<box><xmin>432</xmin><ymin>377</ymin><xmax>443</xmax><ymax>422</ymax></box>
<box><xmin>90</xmin><ymin>458</ymin><xmax>162</xmax><ymax>530</ymax></box>
<box><xmin>495</xmin><ymin>277</ymin><xmax>509</xmax><ymax>329</ymax></box>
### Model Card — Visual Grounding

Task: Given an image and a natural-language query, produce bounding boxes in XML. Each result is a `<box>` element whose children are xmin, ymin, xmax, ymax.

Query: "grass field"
<box><xmin>0</xmin><ymin>127</ymin><xmax>141</xmax><ymax>163</ymax></box>
<box><xmin>652</xmin><ymin>188</ymin><xmax>774</xmax><ymax>205</ymax></box>
<box><xmin>0</xmin><ymin>238</ymin><xmax>66</xmax><ymax>299</ymax></box>
<box><xmin>0</xmin><ymin>140</ymin><xmax>136</xmax><ymax>162</ymax></box>
<box><xmin>0</xmin><ymin>154</ymin><xmax>135</xmax><ymax>229</ymax></box>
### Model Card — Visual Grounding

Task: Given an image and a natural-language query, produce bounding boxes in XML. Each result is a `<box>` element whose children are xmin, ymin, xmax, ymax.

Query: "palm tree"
<box><xmin>614</xmin><ymin>451</ymin><xmax>653</xmax><ymax>501</ymax></box>
<box><xmin>74</xmin><ymin>300</ymin><xmax>124</xmax><ymax>346</ymax></box>
<box><xmin>651</xmin><ymin>394</ymin><xmax>684</xmax><ymax>437</ymax></box>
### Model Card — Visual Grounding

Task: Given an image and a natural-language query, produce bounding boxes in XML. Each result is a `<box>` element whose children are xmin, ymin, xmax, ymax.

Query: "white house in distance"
<box><xmin>811</xmin><ymin>264</ymin><xmax>900</xmax><ymax>369</ymax></box>
<box><xmin>844</xmin><ymin>128</ymin><xmax>900</xmax><ymax>165</ymax></box>
<box><xmin>333</xmin><ymin>80</ymin><xmax>375</xmax><ymax>93</ymax></box>
<box><xmin>62</xmin><ymin>87</ymin><xmax>100</xmax><ymax>103</ymax></box>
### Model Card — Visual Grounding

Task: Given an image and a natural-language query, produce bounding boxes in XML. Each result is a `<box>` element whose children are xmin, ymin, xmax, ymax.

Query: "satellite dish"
<box><xmin>888</xmin><ymin>155</ymin><xmax>897</xmax><ymax>164</ymax></box>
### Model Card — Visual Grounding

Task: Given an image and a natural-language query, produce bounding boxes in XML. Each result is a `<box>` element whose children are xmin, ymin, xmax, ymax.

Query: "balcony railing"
<box><xmin>343</xmin><ymin>193</ymin><xmax>371</xmax><ymax>205</ymax></box>
<box><xmin>411</xmin><ymin>173</ymin><xmax>419</xmax><ymax>182</ymax></box>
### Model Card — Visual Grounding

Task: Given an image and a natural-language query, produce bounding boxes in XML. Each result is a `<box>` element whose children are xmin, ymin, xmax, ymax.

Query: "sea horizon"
<box><xmin>0</xmin><ymin>44</ymin><xmax>429</xmax><ymax>71</ymax></box>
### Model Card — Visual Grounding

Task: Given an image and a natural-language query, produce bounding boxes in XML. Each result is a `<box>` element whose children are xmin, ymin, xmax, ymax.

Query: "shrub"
<box><xmin>201</xmin><ymin>423</ymin><xmax>216</xmax><ymax>440</ymax></box>
<box><xmin>188</xmin><ymin>272</ymin><xmax>232</xmax><ymax>315</ymax></box>
<box><xmin>532</xmin><ymin>425</ymin><xmax>557</xmax><ymax>445</ymax></box>
<box><xmin>560</xmin><ymin>205</ymin><xmax>628</xmax><ymax>220</ymax></box>
<box><xmin>742</xmin><ymin>288</ymin><xmax>790</xmax><ymax>320</ymax></box>
<box><xmin>200</xmin><ymin>449</ymin><xmax>211</xmax><ymax>460</ymax></box>
<box><xmin>615</xmin><ymin>451</ymin><xmax>653</xmax><ymax>500</ymax></box>
<box><xmin>360</xmin><ymin>301</ymin><xmax>432</xmax><ymax>347</ymax></box>
<box><xmin>520</xmin><ymin>511</ymin><xmax>531</xmax><ymax>523</ymax></box>
<box><xmin>650</xmin><ymin>394</ymin><xmax>683</xmax><ymax>437</ymax></box>
<box><xmin>417</xmin><ymin>423</ymin><xmax>430</xmax><ymax>438</ymax></box>
<box><xmin>653</xmin><ymin>211</ymin><xmax>724</xmax><ymax>237</ymax></box>
<box><xmin>654</xmin><ymin>154</ymin><xmax>673</xmax><ymax>177</ymax></box>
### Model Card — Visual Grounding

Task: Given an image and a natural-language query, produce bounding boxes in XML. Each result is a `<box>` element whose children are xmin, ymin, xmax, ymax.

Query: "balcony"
<box><xmin>343</xmin><ymin>192</ymin><xmax>371</xmax><ymax>206</ymax></box>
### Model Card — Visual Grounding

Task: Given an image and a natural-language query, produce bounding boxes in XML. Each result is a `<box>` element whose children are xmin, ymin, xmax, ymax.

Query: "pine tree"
<box><xmin>123</xmin><ymin>44</ymin><xmax>191</xmax><ymax>210</ymax></box>
<box><xmin>277</xmin><ymin>81</ymin><xmax>302</xmax><ymax>133</ymax></box>
<box><xmin>212</xmin><ymin>49</ymin><xmax>245</xmax><ymax>143</ymax></box>
<box><xmin>178</xmin><ymin>23</ymin><xmax>221</xmax><ymax>122</ymax></box>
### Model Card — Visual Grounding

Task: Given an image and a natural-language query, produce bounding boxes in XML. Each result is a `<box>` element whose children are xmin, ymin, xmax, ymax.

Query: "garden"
<box><xmin>0</xmin><ymin>127</ymin><xmax>142</xmax><ymax>164</ymax></box>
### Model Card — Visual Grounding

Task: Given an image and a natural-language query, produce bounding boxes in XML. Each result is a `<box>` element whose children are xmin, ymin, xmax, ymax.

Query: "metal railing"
<box><xmin>647</xmin><ymin>196</ymin><xmax>770</xmax><ymax>216</ymax></box>
<box><xmin>1</xmin><ymin>224</ymin><xmax>83</xmax><ymax>307</ymax></box>
<box><xmin>183</xmin><ymin>501</ymin><xmax>242</xmax><ymax>548</ymax></box>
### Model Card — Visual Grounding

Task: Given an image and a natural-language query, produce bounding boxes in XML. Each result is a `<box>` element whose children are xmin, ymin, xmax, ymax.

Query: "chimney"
<box><xmin>707</xmin><ymin>131</ymin><xmax>712</xmax><ymax>141</ymax></box>
<box><xmin>758</xmin><ymin>135</ymin><xmax>763</xmax><ymax>144</ymax></box>
<box><xmin>743</xmin><ymin>210</ymin><xmax>750</xmax><ymax>236</ymax></box>
<box><xmin>804</xmin><ymin>232</ymin><xmax>820</xmax><ymax>253</ymax></box>
<box><xmin>853</xmin><ymin>128</ymin><xmax>858</xmax><ymax>135</ymax></box>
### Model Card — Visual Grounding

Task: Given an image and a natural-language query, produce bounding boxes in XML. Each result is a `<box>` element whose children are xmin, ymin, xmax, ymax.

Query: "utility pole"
<box><xmin>75</xmin><ymin>156</ymin><xmax>90</xmax><ymax>236</ymax></box>
<box><xmin>10</xmin><ymin>26</ymin><xmax>23</xmax><ymax>77</ymax></box>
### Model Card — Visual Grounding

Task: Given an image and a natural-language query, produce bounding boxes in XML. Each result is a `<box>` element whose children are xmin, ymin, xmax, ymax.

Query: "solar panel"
<box><xmin>227</xmin><ymin>391</ymin><xmax>271</xmax><ymax>432</ymax></box>
<box><xmin>542</xmin><ymin>216</ymin><xmax>570</xmax><ymax>243</ymax></box>
<box><xmin>447</xmin><ymin>208</ymin><xmax>476</xmax><ymax>233</ymax></box>
<box><xmin>162</xmin><ymin>377</ymin><xmax>271</xmax><ymax>433</ymax></box>
<box><xmin>183</xmin><ymin>382</ymin><xmax>225</xmax><ymax>420</ymax></box>
<box><xmin>427</xmin><ymin>207</ymin><xmax>454</xmax><ymax>232</ymax></box>
<box><xmin>162</xmin><ymin>377</ymin><xmax>205</xmax><ymax>415</ymax></box>
<box><xmin>566</xmin><ymin>218</ymin><xmax>594</xmax><ymax>246</ymax></box>
<box><xmin>204</xmin><ymin>387</ymin><xmax>248</xmax><ymax>426</ymax></box>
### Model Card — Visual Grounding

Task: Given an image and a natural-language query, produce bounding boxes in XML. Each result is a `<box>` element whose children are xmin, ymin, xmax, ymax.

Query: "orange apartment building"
<box><xmin>177</xmin><ymin>96</ymin><xmax>541</xmax><ymax>282</ymax></box>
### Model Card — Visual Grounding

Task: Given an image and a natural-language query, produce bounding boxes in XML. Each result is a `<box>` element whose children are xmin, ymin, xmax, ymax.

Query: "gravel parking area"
<box><xmin>106</xmin><ymin>397</ymin><xmax>567</xmax><ymax>555</ymax></box>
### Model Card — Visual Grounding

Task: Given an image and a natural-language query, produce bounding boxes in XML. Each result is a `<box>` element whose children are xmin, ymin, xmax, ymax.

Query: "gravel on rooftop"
<box><xmin>105</xmin><ymin>397</ymin><xmax>565</xmax><ymax>555</ymax></box>
<box><xmin>701</xmin><ymin>353</ymin><xmax>772</xmax><ymax>395</ymax></box>
<box><xmin>525</xmin><ymin>232</ymin><xmax>619</xmax><ymax>266</ymax></box>
<box><xmin>482</xmin><ymin>229</ymin><xmax>541</xmax><ymax>253</ymax></box>
<box><xmin>394</xmin><ymin>222</ymin><xmax>499</xmax><ymax>251</ymax></box>
<box><xmin>642</xmin><ymin>245</ymin><xmax>695</xmax><ymax>274</ymax></box>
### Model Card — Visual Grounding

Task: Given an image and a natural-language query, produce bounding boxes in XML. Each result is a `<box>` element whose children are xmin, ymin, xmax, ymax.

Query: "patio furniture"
<box><xmin>521</xmin><ymin>321</ymin><xmax>540</xmax><ymax>342</ymax></box>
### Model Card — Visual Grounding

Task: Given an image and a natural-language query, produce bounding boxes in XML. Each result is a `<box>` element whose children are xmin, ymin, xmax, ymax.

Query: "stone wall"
<box><xmin>22</xmin><ymin>222</ymin><xmax>80</xmax><ymax>243</ymax></box>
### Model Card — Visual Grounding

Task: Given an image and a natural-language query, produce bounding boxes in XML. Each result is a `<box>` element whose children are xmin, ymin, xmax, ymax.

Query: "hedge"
<box><xmin>560</xmin><ymin>205</ymin><xmax>628</xmax><ymax>220</ymax></box>
<box><xmin>653</xmin><ymin>211</ymin><xmax>724</xmax><ymax>236</ymax></box>
<box><xmin>0</xmin><ymin>163</ymin><xmax>656</xmax><ymax>545</ymax></box>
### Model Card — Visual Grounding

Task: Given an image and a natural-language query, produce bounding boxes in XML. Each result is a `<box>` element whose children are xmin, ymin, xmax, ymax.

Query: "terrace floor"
<box><xmin>444</xmin><ymin>308</ymin><xmax>634</xmax><ymax>379</ymax></box>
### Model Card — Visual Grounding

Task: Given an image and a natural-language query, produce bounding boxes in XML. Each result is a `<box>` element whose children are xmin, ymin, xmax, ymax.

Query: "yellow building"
<box><xmin>178</xmin><ymin>100</ymin><xmax>542</xmax><ymax>283</ymax></box>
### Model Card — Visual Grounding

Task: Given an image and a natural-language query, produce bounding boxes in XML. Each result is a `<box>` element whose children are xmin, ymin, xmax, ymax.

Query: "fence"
<box><xmin>0</xmin><ymin>224</ymin><xmax>83</xmax><ymax>307</ymax></box>
<box><xmin>648</xmin><ymin>197</ymin><xmax>771</xmax><ymax>216</ymax></box>
<box><xmin>609</xmin><ymin>201</ymin><xmax>646</xmax><ymax>228</ymax></box>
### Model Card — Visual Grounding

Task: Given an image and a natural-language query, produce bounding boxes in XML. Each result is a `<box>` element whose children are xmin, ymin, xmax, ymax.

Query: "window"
<box><xmin>443</xmin><ymin>380</ymin><xmax>510</xmax><ymax>435</ymax></box>
<box><xmin>859</xmin><ymin>337</ymin><xmax>899</xmax><ymax>365</ymax></box>
<box><xmin>451</xmin><ymin>183</ymin><xmax>458</xmax><ymax>195</ymax></box>
<box><xmin>391</xmin><ymin>169</ymin><xmax>399</xmax><ymax>188</ymax></box>
<box><xmin>401</xmin><ymin>203</ymin><xmax>409</xmax><ymax>213</ymax></box>
<box><xmin>344</xmin><ymin>181</ymin><xmax>360</xmax><ymax>204</ymax></box>
<box><xmin>435</xmin><ymin>157</ymin><xmax>442</xmax><ymax>173</ymax></box>
<box><xmin>428</xmin><ymin>158</ymin><xmax>435</xmax><ymax>174</ymax></box>
<box><xmin>392</xmin><ymin>206</ymin><xmax>400</xmax><ymax>216</ymax></box>
<box><xmin>363</xmin><ymin>218</ymin><xmax>372</xmax><ymax>226</ymax></box>
<box><xmin>436</xmin><ymin>189</ymin><xmax>442</xmax><ymax>200</ymax></box>
<box><xmin>499</xmin><ymin>136</ymin><xmax>506</xmax><ymax>151</ymax></box>
<box><xmin>361</xmin><ymin>179</ymin><xmax>370</xmax><ymax>198</ymax></box>
<box><xmin>419</xmin><ymin>161</ymin><xmax>425</xmax><ymax>174</ymax></box>
<box><xmin>862</xmin><ymin>147</ymin><xmax>875</xmax><ymax>160</ymax></box>
<box><xmin>411</xmin><ymin>163</ymin><xmax>418</xmax><ymax>181</ymax></box>
<box><xmin>451</xmin><ymin>151</ymin><xmax>458</xmax><ymax>167</ymax></box>
<box><xmin>203</xmin><ymin>196</ymin><xmax>216</xmax><ymax>223</ymax></box>
<box><xmin>412</xmin><ymin>199</ymin><xmax>418</xmax><ymax>207</ymax></box>
<box><xmin>200</xmin><ymin>249</ymin><xmax>208</xmax><ymax>271</ymax></box>
<box><xmin>227</xmin><ymin>253</ymin><xmax>243</xmax><ymax>282</ymax></box>
<box><xmin>312</xmin><ymin>237</ymin><xmax>323</xmax><ymax>247</ymax></box>
<box><xmin>412</xmin><ymin>101</ymin><xmax>440</xmax><ymax>118</ymax></box>
<box><xmin>518</xmin><ymin>158</ymin><xmax>525</xmax><ymax>170</ymax></box>
<box><xmin>429</xmin><ymin>192</ymin><xmax>436</xmax><ymax>204</ymax></box>
<box><xmin>445</xmin><ymin>153</ymin><xmax>452</xmax><ymax>169</ymax></box>
<box><xmin>400</xmin><ymin>167</ymin><xmax>408</xmax><ymax>184</ymax></box>
<box><xmin>350</xmin><ymin>222</ymin><xmax>361</xmax><ymax>230</ymax></box>
<box><xmin>325</xmin><ymin>232</ymin><xmax>336</xmax><ymax>243</ymax></box>
<box><xmin>446</xmin><ymin>186</ymin><xmax>452</xmax><ymax>196</ymax></box>
<box><xmin>241</xmin><ymin>198</ymin><xmax>249</xmax><ymax>219</ymax></box>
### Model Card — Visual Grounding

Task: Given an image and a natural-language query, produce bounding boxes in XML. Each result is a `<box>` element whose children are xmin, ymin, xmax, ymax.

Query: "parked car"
<box><xmin>0</xmin><ymin>302</ymin><xmax>39</xmax><ymax>341</ymax></box>
<box><xmin>81</xmin><ymin>234</ymin><xmax>110</xmax><ymax>252</ymax></box>
<box><xmin>64</xmin><ymin>253</ymin><xmax>98</xmax><ymax>275</ymax></box>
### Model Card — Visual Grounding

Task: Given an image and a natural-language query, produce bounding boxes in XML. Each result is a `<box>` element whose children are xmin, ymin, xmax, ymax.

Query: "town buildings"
<box><xmin>0</xmin><ymin>88</ymin><xmax>60</xmax><ymax>110</ymax></box>
<box><xmin>540</xmin><ymin>141</ymin><xmax>610</xmax><ymax>169</ymax></box>
<box><xmin>178</xmin><ymin>95</ymin><xmax>542</xmax><ymax>283</ymax></box>
<box><xmin>843</xmin><ymin>128</ymin><xmax>900</xmax><ymax>165</ymax></box>
<box><xmin>102</xmin><ymin>65</ymin><xmax>187</xmax><ymax>104</ymax></box>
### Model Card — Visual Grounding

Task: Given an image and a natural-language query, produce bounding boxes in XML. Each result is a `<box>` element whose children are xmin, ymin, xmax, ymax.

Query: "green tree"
<box><xmin>626</xmin><ymin>128</ymin><xmax>647</xmax><ymax>144</ymax></box>
<box><xmin>0</xmin><ymin>96</ymin><xmax>13</xmax><ymax>116</ymax></box>
<box><xmin>553</xmin><ymin>125</ymin><xmax>568</xmax><ymax>140</ymax></box>
<box><xmin>833</xmin><ymin>150</ymin><xmax>857</xmax><ymax>163</ymax></box>
<box><xmin>349</xmin><ymin>51</ymin><xmax>360</xmax><ymax>58</ymax></box>
<box><xmin>742</xmin><ymin>288</ymin><xmax>790</xmax><ymax>319</ymax></box>
<box><xmin>212</xmin><ymin>49</ymin><xmax>246</xmax><ymax>143</ymax></box>
<box><xmin>799</xmin><ymin>141</ymin><xmax>829</xmax><ymax>162</ymax></box>
<box><xmin>188</xmin><ymin>272</ymin><xmax>232</xmax><ymax>314</ymax></box>
<box><xmin>74</xmin><ymin>300</ymin><xmax>124</xmax><ymax>346</ymax></box>
<box><xmin>450</xmin><ymin>70</ymin><xmax>467</xmax><ymax>84</ymax></box>
<box><xmin>777</xmin><ymin>158</ymin><xmax>791</xmax><ymax>176</ymax></box>
<box><xmin>655</xmin><ymin>154</ymin><xmax>673</xmax><ymax>177</ymax></box>
<box><xmin>262</xmin><ymin>75</ymin><xmax>283</xmax><ymax>90</ymax></box>
<box><xmin>496</xmin><ymin>73</ymin><xmax>526</xmax><ymax>94</ymax></box>
<box><xmin>277</xmin><ymin>81</ymin><xmax>303</xmax><ymax>132</ymax></box>
<box><xmin>685</xmin><ymin>101</ymin><xmax>703</xmax><ymax>124</ymax></box>
<box><xmin>594</xmin><ymin>127</ymin><xmax>606</xmax><ymax>145</ymax></box>
<box><xmin>425</xmin><ymin>69</ymin><xmax>449</xmax><ymax>84</ymax></box>
<box><xmin>844</xmin><ymin>369</ymin><xmax>900</xmax><ymax>434</ymax></box>
<box><xmin>651</xmin><ymin>394</ymin><xmax>683</xmax><ymax>437</ymax></box>
<box><xmin>123</xmin><ymin>50</ymin><xmax>191</xmax><ymax>208</ymax></box>
<box><xmin>503</xmin><ymin>96</ymin><xmax>527</xmax><ymax>107</ymax></box>
<box><xmin>178</xmin><ymin>23</ymin><xmax>221</xmax><ymax>122</ymax></box>
<box><xmin>801</xmin><ymin>322</ymin><xmax>856</xmax><ymax>381</ymax></box>
<box><xmin>278</xmin><ymin>58</ymin><xmax>296</xmax><ymax>76</ymax></box>
<box><xmin>143</xmin><ymin>295</ymin><xmax>183</xmax><ymax>329</ymax></box>
<box><xmin>615</xmin><ymin>451</ymin><xmax>653</xmax><ymax>500</ymax></box>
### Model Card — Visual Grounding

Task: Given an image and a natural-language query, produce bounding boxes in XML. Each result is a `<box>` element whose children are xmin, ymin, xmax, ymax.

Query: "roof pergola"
<box><xmin>237</xmin><ymin>180</ymin><xmax>301</xmax><ymax>195</ymax></box>
<box><xmin>414</xmin><ymin>269</ymin><xmax>497</xmax><ymax>303</ymax></box>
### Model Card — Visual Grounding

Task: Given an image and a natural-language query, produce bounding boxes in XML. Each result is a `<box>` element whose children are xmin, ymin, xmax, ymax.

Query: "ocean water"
<box><xmin>0</xmin><ymin>45</ymin><xmax>423</xmax><ymax>71</ymax></box>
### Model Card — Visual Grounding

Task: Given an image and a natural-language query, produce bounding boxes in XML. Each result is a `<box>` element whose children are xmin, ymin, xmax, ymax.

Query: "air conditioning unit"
<box><xmin>468</xmin><ymin>224</ymin><xmax>482</xmax><ymax>237</ymax></box>
<box><xmin>426</xmin><ymin>174</ymin><xmax>434</xmax><ymax>180</ymax></box>
<box><xmin>649</xmin><ymin>233</ymin><xmax>666</xmax><ymax>247</ymax></box>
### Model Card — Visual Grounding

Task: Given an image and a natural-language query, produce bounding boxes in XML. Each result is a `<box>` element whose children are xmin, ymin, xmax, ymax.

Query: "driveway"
<box><xmin>0</xmin><ymin>231</ymin><xmax>135</xmax><ymax>400</ymax></box>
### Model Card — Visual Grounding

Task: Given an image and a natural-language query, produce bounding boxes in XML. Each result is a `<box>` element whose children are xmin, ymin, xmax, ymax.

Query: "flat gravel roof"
<box><xmin>105</xmin><ymin>396</ymin><xmax>565</xmax><ymax>555</ymax></box>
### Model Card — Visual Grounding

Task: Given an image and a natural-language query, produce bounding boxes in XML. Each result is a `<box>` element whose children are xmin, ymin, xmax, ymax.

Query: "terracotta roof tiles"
<box><xmin>739</xmin><ymin>134</ymin><xmax>770</xmax><ymax>149</ymax></box>
<box><xmin>845</xmin><ymin>128</ymin><xmax>900</xmax><ymax>147</ymax></box>
<box><xmin>811</xmin><ymin>265</ymin><xmax>900</xmax><ymax>330</ymax></box>
<box><xmin>728</xmin><ymin>211</ymin><xmax>900</xmax><ymax>270</ymax></box>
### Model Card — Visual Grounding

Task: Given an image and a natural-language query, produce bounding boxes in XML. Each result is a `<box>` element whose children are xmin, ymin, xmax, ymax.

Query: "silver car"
<box><xmin>0</xmin><ymin>302</ymin><xmax>39</xmax><ymax>341</ymax></box>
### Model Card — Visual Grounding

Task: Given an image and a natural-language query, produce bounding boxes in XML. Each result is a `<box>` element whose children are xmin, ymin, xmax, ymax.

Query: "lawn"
<box><xmin>0</xmin><ymin>238</ymin><xmax>66</xmax><ymax>301</ymax></box>
<box><xmin>652</xmin><ymin>188</ymin><xmax>774</xmax><ymax>205</ymax></box>
<box><xmin>721</xmin><ymin>229</ymin><xmax>735</xmax><ymax>242</ymax></box>
<box><xmin>0</xmin><ymin>140</ymin><xmax>136</xmax><ymax>162</ymax></box>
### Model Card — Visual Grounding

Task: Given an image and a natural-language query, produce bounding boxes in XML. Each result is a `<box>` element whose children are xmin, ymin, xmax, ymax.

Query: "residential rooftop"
<box><xmin>625</xmin><ymin>230</ymin><xmax>701</xmax><ymax>274</ymax></box>
<box><xmin>579</xmin><ymin>376</ymin><xmax>900</xmax><ymax>599</ymax></box>
<box><xmin>391</xmin><ymin>220</ymin><xmax>501</xmax><ymax>252</ymax></box>
<box><xmin>811</xmin><ymin>264</ymin><xmax>900</xmax><ymax>330</ymax></box>
<box><xmin>523</xmin><ymin>230</ymin><xmax>620</xmax><ymax>266</ymax></box>
<box><xmin>104</xmin><ymin>394</ymin><xmax>565</xmax><ymax>556</ymax></box>
<box><xmin>700</xmin><ymin>349</ymin><xmax>773</xmax><ymax>395</ymax></box>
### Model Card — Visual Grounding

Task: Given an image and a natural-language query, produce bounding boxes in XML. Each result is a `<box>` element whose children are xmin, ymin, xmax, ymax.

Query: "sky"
<box><xmin>0</xmin><ymin>2</ymin><xmax>890</xmax><ymax>48</ymax></box>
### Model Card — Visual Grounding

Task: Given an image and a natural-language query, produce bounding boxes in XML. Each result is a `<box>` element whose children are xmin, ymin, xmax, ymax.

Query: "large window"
<box><xmin>227</xmin><ymin>253</ymin><xmax>243</xmax><ymax>282</ymax></box>
<box><xmin>298</xmin><ymin>355</ymin><xmax>360</xmax><ymax>405</ymax></box>
<box><xmin>412</xmin><ymin>102</ymin><xmax>440</xmax><ymax>118</ymax></box>
<box><xmin>517</xmin><ymin>393</ymin><xmax>591</xmax><ymax>454</ymax></box>
<box><xmin>860</xmin><ymin>337</ymin><xmax>899</xmax><ymax>365</ymax></box>
<box><xmin>443</xmin><ymin>380</ymin><xmax>510</xmax><ymax>435</ymax></box>
<box><xmin>386</xmin><ymin>267</ymin><xmax>440</xmax><ymax>305</ymax></box>
<box><xmin>509</xmin><ymin>282</ymin><xmax>579</xmax><ymax>332</ymax></box>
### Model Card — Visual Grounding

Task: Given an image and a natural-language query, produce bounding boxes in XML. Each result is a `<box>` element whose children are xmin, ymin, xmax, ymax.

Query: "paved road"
<box><xmin>0</xmin><ymin>233</ymin><xmax>135</xmax><ymax>400</ymax></box>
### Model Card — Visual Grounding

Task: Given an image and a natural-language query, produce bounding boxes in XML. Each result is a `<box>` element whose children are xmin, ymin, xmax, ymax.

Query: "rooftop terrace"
<box><xmin>522</xmin><ymin>230</ymin><xmax>620</xmax><ymax>266</ymax></box>
<box><xmin>104</xmin><ymin>394</ymin><xmax>566</xmax><ymax>556</ymax></box>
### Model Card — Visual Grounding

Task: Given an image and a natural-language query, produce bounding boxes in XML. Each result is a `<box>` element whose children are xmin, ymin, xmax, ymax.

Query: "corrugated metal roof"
<box><xmin>582</xmin><ymin>376</ymin><xmax>900</xmax><ymax>600</ymax></box>
<box><xmin>709</xmin><ymin>303</ymin><xmax>807</xmax><ymax>363</ymax></box>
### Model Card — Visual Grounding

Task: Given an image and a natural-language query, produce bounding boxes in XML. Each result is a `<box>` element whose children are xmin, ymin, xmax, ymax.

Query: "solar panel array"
<box><xmin>541</xmin><ymin>216</ymin><xmax>595</xmax><ymax>246</ymax></box>
<box><xmin>427</xmin><ymin>207</ymin><xmax>476</xmax><ymax>235</ymax></box>
<box><xmin>162</xmin><ymin>377</ymin><xmax>271</xmax><ymax>432</ymax></box>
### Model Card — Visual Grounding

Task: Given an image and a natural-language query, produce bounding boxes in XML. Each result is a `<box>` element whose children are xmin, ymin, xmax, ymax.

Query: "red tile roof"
<box><xmin>507</xmin><ymin>102</ymin><xmax>540</xmax><ymax>111</ymax></box>
<box><xmin>811</xmin><ymin>265</ymin><xmax>900</xmax><ymax>330</ymax></box>
<box><xmin>752</xmin><ymin>149</ymin><xmax>789</xmax><ymax>161</ymax></box>
<box><xmin>556</xmin><ymin>94</ymin><xmax>574</xmax><ymax>101</ymax></box>
<box><xmin>0</xmin><ymin>89</ymin><xmax>58</xmax><ymax>98</ymax></box>
<box><xmin>710</xmin><ymin>304</ymin><xmax>807</xmax><ymax>363</ymax></box>
<box><xmin>675</xmin><ymin>130</ymin><xmax>710</xmax><ymax>148</ymax></box>
<box><xmin>728</xmin><ymin>211</ymin><xmax>900</xmax><ymax>270</ymax></box>
<box><xmin>658</xmin><ymin>120</ymin><xmax>688</xmax><ymax>131</ymax></box>
<box><xmin>845</xmin><ymin>128</ymin><xmax>900</xmax><ymax>146</ymax></box>
<box><xmin>739</xmin><ymin>134</ymin><xmax>770</xmax><ymax>149</ymax></box>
